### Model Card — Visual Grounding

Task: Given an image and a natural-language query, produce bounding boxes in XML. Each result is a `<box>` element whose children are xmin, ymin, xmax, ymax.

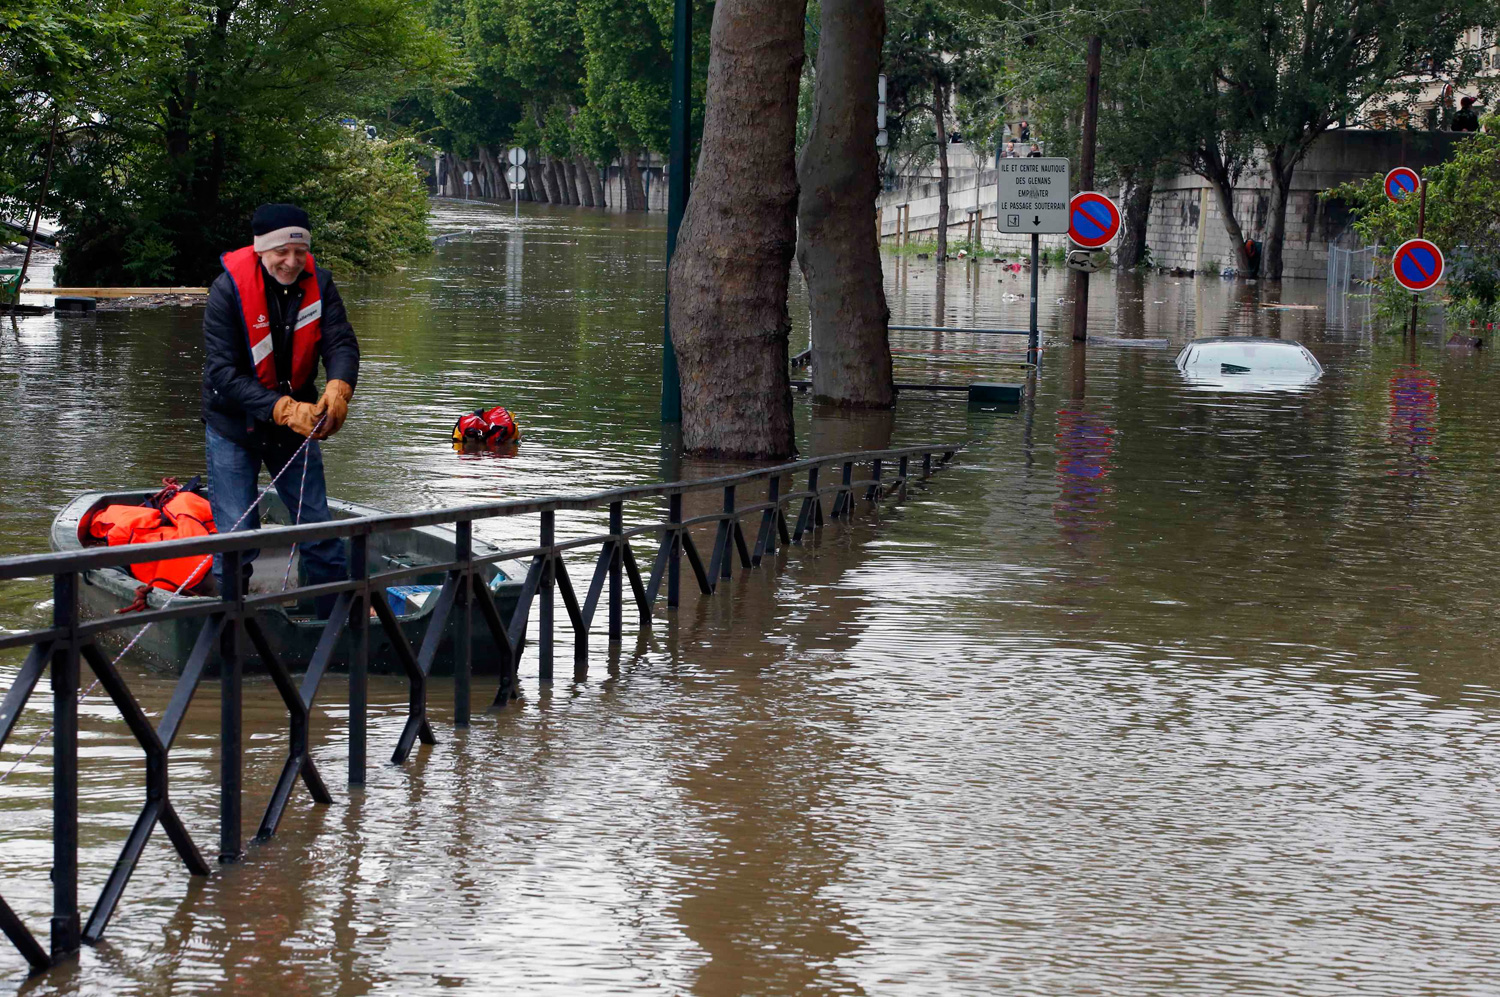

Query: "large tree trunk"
<box><xmin>526</xmin><ymin>152</ymin><xmax>546</xmax><ymax>202</ymax></box>
<box><xmin>667</xmin><ymin>0</ymin><xmax>807</xmax><ymax>459</ymax></box>
<box><xmin>1116</xmin><ymin>168</ymin><xmax>1154</xmax><ymax>268</ymax></box>
<box><xmin>588</xmin><ymin>159</ymin><xmax>606</xmax><ymax>207</ymax></box>
<box><xmin>796</xmin><ymin>0</ymin><xmax>893</xmax><ymax>408</ymax></box>
<box><xmin>479</xmin><ymin>146</ymin><xmax>506</xmax><ymax>200</ymax></box>
<box><xmin>553</xmin><ymin>158</ymin><xmax>574</xmax><ymax>204</ymax></box>
<box><xmin>623</xmin><ymin>149</ymin><xmax>648</xmax><ymax>210</ymax></box>
<box><xmin>538</xmin><ymin>156</ymin><xmax>560</xmax><ymax>202</ymax></box>
<box><xmin>1262</xmin><ymin>159</ymin><xmax>1294</xmax><ymax>280</ymax></box>
<box><xmin>1199</xmin><ymin>147</ymin><xmax>1251</xmax><ymax>272</ymax></box>
<box><xmin>1209</xmin><ymin>175</ymin><xmax>1252</xmax><ymax>272</ymax></box>
<box><xmin>934</xmin><ymin>82</ymin><xmax>950</xmax><ymax>261</ymax></box>
<box><xmin>571</xmin><ymin>157</ymin><xmax>594</xmax><ymax>206</ymax></box>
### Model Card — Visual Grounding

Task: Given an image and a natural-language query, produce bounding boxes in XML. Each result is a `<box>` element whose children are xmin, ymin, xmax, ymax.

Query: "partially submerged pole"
<box><xmin>1070</xmin><ymin>36</ymin><xmax>1102</xmax><ymax>342</ymax></box>
<box><xmin>9</xmin><ymin>111</ymin><xmax>58</xmax><ymax>318</ymax></box>
<box><xmin>1408</xmin><ymin>175</ymin><xmax>1427</xmax><ymax>337</ymax></box>
<box><xmin>661</xmin><ymin>0</ymin><xmax>691</xmax><ymax>423</ymax></box>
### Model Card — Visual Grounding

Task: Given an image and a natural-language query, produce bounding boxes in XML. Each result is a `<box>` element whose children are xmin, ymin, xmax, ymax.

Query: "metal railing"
<box><xmin>0</xmin><ymin>443</ymin><xmax>960</xmax><ymax>973</ymax></box>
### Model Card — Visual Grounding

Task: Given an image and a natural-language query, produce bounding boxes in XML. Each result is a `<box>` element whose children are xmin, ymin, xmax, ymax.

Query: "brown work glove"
<box><xmin>272</xmin><ymin>396</ymin><xmax>326</xmax><ymax>438</ymax></box>
<box><xmin>315</xmin><ymin>379</ymin><xmax>353</xmax><ymax>439</ymax></box>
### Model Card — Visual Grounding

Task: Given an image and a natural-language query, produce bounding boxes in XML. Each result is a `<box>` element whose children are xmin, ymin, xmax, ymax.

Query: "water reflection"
<box><xmin>1386</xmin><ymin>363</ymin><xmax>1439</xmax><ymax>477</ymax></box>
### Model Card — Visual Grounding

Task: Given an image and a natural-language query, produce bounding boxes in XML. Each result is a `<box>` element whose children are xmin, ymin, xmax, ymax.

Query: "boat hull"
<box><xmin>55</xmin><ymin>490</ymin><xmax>526</xmax><ymax>677</ymax></box>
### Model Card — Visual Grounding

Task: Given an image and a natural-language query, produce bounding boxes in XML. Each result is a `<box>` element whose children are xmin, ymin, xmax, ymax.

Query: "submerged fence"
<box><xmin>0</xmin><ymin>444</ymin><xmax>959</xmax><ymax>973</ymax></box>
<box><xmin>1327</xmin><ymin>230</ymin><xmax>1378</xmax><ymax>332</ymax></box>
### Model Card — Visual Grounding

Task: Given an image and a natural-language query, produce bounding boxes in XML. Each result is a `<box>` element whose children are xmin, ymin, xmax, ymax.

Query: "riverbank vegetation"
<box><xmin>1326</xmin><ymin>120</ymin><xmax>1500</xmax><ymax>328</ymax></box>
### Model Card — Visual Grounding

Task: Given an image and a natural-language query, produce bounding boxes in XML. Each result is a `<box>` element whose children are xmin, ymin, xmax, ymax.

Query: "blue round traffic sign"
<box><xmin>1391</xmin><ymin>238</ymin><xmax>1444</xmax><ymax>292</ymax></box>
<box><xmin>1384</xmin><ymin>167</ymin><xmax>1420</xmax><ymax>203</ymax></box>
<box><xmin>1068</xmin><ymin>192</ymin><xmax>1121</xmax><ymax>249</ymax></box>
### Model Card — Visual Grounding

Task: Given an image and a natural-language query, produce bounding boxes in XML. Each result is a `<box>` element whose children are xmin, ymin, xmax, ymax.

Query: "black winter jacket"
<box><xmin>200</xmin><ymin>261</ymin><xmax>359</xmax><ymax>448</ymax></box>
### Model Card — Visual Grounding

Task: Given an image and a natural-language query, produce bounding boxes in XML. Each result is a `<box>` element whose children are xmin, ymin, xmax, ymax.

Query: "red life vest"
<box><xmin>89</xmin><ymin>492</ymin><xmax>218</xmax><ymax>592</ymax></box>
<box><xmin>220</xmin><ymin>245</ymin><xmax>323</xmax><ymax>392</ymax></box>
<box><xmin>452</xmin><ymin>406</ymin><xmax>521</xmax><ymax>444</ymax></box>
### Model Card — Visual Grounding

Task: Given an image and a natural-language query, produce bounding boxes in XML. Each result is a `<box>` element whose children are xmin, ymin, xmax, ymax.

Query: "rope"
<box><xmin>0</xmin><ymin>418</ymin><xmax>326</xmax><ymax>782</ymax></box>
<box><xmin>279</xmin><ymin>437</ymin><xmax>314</xmax><ymax>591</ymax></box>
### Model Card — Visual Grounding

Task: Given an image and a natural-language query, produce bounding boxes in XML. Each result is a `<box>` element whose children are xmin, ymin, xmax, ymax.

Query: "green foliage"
<box><xmin>432</xmin><ymin>0</ymin><xmax>711</xmax><ymax>173</ymax></box>
<box><xmin>293</xmin><ymin>134</ymin><xmax>434</xmax><ymax>276</ymax></box>
<box><xmin>1325</xmin><ymin>122</ymin><xmax>1500</xmax><ymax>323</ymax></box>
<box><xmin>883</xmin><ymin>0</ymin><xmax>1001</xmax><ymax>158</ymax></box>
<box><xmin>6</xmin><ymin>0</ymin><xmax>457</xmax><ymax>285</ymax></box>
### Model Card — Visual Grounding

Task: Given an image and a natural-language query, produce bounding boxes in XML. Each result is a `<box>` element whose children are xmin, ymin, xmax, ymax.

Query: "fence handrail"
<box><xmin>0</xmin><ymin>439</ymin><xmax>964</xmax><ymax>974</ymax></box>
<box><xmin>0</xmin><ymin>444</ymin><xmax>959</xmax><ymax>582</ymax></box>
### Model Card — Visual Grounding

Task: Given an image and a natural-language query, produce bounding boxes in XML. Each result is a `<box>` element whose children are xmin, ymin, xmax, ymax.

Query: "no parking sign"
<box><xmin>1391</xmin><ymin>239</ymin><xmax>1444</xmax><ymax>292</ymax></box>
<box><xmin>1068</xmin><ymin>192</ymin><xmax>1121</xmax><ymax>249</ymax></box>
<box><xmin>1384</xmin><ymin>167</ymin><xmax>1420</xmax><ymax>203</ymax></box>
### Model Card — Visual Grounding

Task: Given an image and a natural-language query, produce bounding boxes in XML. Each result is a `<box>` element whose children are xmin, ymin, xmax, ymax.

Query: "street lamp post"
<box><xmin>661</xmin><ymin>0</ymin><xmax>691</xmax><ymax>423</ymax></box>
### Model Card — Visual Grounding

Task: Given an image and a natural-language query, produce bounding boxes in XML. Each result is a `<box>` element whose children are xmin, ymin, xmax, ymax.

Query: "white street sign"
<box><xmin>996</xmin><ymin>157</ymin><xmax>1069</xmax><ymax>234</ymax></box>
<box><xmin>876</xmin><ymin>129</ymin><xmax>888</xmax><ymax>148</ymax></box>
<box><xmin>507</xmin><ymin>147</ymin><xmax>527</xmax><ymax>166</ymax></box>
<box><xmin>462</xmin><ymin>170</ymin><xmax>474</xmax><ymax>184</ymax></box>
<box><xmin>505</xmin><ymin>164</ymin><xmax>527</xmax><ymax>185</ymax></box>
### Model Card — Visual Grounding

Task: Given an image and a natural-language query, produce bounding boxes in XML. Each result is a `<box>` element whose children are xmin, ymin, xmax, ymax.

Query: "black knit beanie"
<box><xmin>251</xmin><ymin>204</ymin><xmax>312</xmax><ymax>251</ymax></box>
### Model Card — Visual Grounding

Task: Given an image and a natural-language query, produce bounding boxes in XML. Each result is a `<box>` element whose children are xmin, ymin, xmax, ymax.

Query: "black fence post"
<box><xmin>608</xmin><ymin>501</ymin><xmax>623</xmax><ymax>643</ymax></box>
<box><xmin>50</xmin><ymin>571</ymin><xmax>80</xmax><ymax>961</ymax></box>
<box><xmin>720</xmin><ymin>485</ymin><xmax>736</xmax><ymax>581</ymax></box>
<box><xmin>219</xmin><ymin>549</ymin><xmax>242</xmax><ymax>864</ymax></box>
<box><xmin>539</xmin><ymin>511</ymin><xmax>555</xmax><ymax>683</ymax></box>
<box><xmin>668</xmin><ymin>493</ymin><xmax>682</xmax><ymax>609</ymax></box>
<box><xmin>454</xmin><ymin>520</ymin><xmax>472</xmax><ymax>727</ymax></box>
<box><xmin>349</xmin><ymin>534</ymin><xmax>368</xmax><ymax>786</ymax></box>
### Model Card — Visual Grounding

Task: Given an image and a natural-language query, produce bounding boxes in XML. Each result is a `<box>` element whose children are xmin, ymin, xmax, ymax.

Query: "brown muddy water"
<box><xmin>0</xmin><ymin>200</ymin><xmax>1496</xmax><ymax>995</ymax></box>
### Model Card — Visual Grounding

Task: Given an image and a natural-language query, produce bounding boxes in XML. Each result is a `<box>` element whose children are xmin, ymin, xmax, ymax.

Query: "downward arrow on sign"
<box><xmin>1033</xmin><ymin>215</ymin><xmax>1040</xmax><ymax>225</ymax></box>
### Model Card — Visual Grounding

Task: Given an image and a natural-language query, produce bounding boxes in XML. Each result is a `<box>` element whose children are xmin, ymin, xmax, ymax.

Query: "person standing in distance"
<box><xmin>201</xmin><ymin>203</ymin><xmax>359</xmax><ymax>611</ymax></box>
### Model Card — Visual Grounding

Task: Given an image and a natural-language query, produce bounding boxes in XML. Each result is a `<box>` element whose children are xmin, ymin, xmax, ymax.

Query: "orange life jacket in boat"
<box><xmin>89</xmin><ymin>492</ymin><xmax>218</xmax><ymax>592</ymax></box>
<box><xmin>220</xmin><ymin>245</ymin><xmax>323</xmax><ymax>392</ymax></box>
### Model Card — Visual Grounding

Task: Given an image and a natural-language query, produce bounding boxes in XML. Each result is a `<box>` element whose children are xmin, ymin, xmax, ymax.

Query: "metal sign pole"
<box><xmin>1028</xmin><ymin>233</ymin><xmax>1040</xmax><ymax>366</ymax></box>
<box><xmin>1409</xmin><ymin>177</ymin><xmax>1427</xmax><ymax>335</ymax></box>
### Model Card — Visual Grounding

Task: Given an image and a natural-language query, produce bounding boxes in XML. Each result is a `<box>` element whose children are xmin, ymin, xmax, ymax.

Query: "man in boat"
<box><xmin>201</xmin><ymin>203</ymin><xmax>358</xmax><ymax>610</ymax></box>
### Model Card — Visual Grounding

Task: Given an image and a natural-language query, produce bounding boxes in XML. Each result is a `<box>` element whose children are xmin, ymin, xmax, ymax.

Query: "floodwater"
<box><xmin>1</xmin><ymin>200</ymin><xmax>1497</xmax><ymax>995</ymax></box>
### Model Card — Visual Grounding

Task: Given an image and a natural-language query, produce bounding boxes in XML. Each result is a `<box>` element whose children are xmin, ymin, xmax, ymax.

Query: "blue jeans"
<box><xmin>204</xmin><ymin>425</ymin><xmax>347</xmax><ymax>610</ymax></box>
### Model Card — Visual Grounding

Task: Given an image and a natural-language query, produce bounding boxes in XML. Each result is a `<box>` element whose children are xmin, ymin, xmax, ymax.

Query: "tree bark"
<box><xmin>623</xmin><ymin>149</ymin><xmax>648</xmax><ymax>210</ymax></box>
<box><xmin>1198</xmin><ymin>145</ymin><xmax>1252</xmax><ymax>272</ymax></box>
<box><xmin>796</xmin><ymin>0</ymin><xmax>893</xmax><ymax>408</ymax></box>
<box><xmin>537</xmin><ymin>155</ymin><xmax>559</xmax><ymax>203</ymax></box>
<box><xmin>1262</xmin><ymin>157</ymin><xmax>1294</xmax><ymax>280</ymax></box>
<box><xmin>667</xmin><ymin>0</ymin><xmax>807</xmax><ymax>458</ymax></box>
<box><xmin>1208</xmin><ymin>173</ymin><xmax>1252</xmax><ymax>272</ymax></box>
<box><xmin>1116</xmin><ymin>169</ymin><xmax>1155</xmax><ymax>269</ymax></box>
<box><xmin>934</xmin><ymin>82</ymin><xmax>950</xmax><ymax>261</ymax></box>
<box><xmin>526</xmin><ymin>154</ymin><xmax>545</xmax><ymax>202</ymax></box>
<box><xmin>572</xmin><ymin>157</ymin><xmax>595</xmax><ymax>206</ymax></box>
<box><xmin>552</xmin><ymin>158</ymin><xmax>574</xmax><ymax>204</ymax></box>
<box><xmin>477</xmin><ymin>146</ymin><xmax>499</xmax><ymax>199</ymax></box>
<box><xmin>587</xmin><ymin>158</ymin><xmax>606</xmax><ymax>207</ymax></box>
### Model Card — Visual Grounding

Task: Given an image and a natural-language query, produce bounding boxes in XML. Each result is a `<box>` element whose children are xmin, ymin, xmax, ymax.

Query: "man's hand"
<box><xmin>273</xmin><ymin>396</ymin><xmax>326</xmax><ymax>438</ymax></box>
<box><xmin>315</xmin><ymin>379</ymin><xmax>353</xmax><ymax>439</ymax></box>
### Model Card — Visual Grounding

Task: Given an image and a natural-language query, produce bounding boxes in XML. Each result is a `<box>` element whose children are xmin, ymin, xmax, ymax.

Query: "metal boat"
<box><xmin>51</xmin><ymin>489</ymin><xmax>526</xmax><ymax>675</ymax></box>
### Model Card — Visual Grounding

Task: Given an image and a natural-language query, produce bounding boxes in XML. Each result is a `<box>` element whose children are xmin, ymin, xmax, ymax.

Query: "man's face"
<box><xmin>259</xmin><ymin>245</ymin><xmax>308</xmax><ymax>285</ymax></box>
